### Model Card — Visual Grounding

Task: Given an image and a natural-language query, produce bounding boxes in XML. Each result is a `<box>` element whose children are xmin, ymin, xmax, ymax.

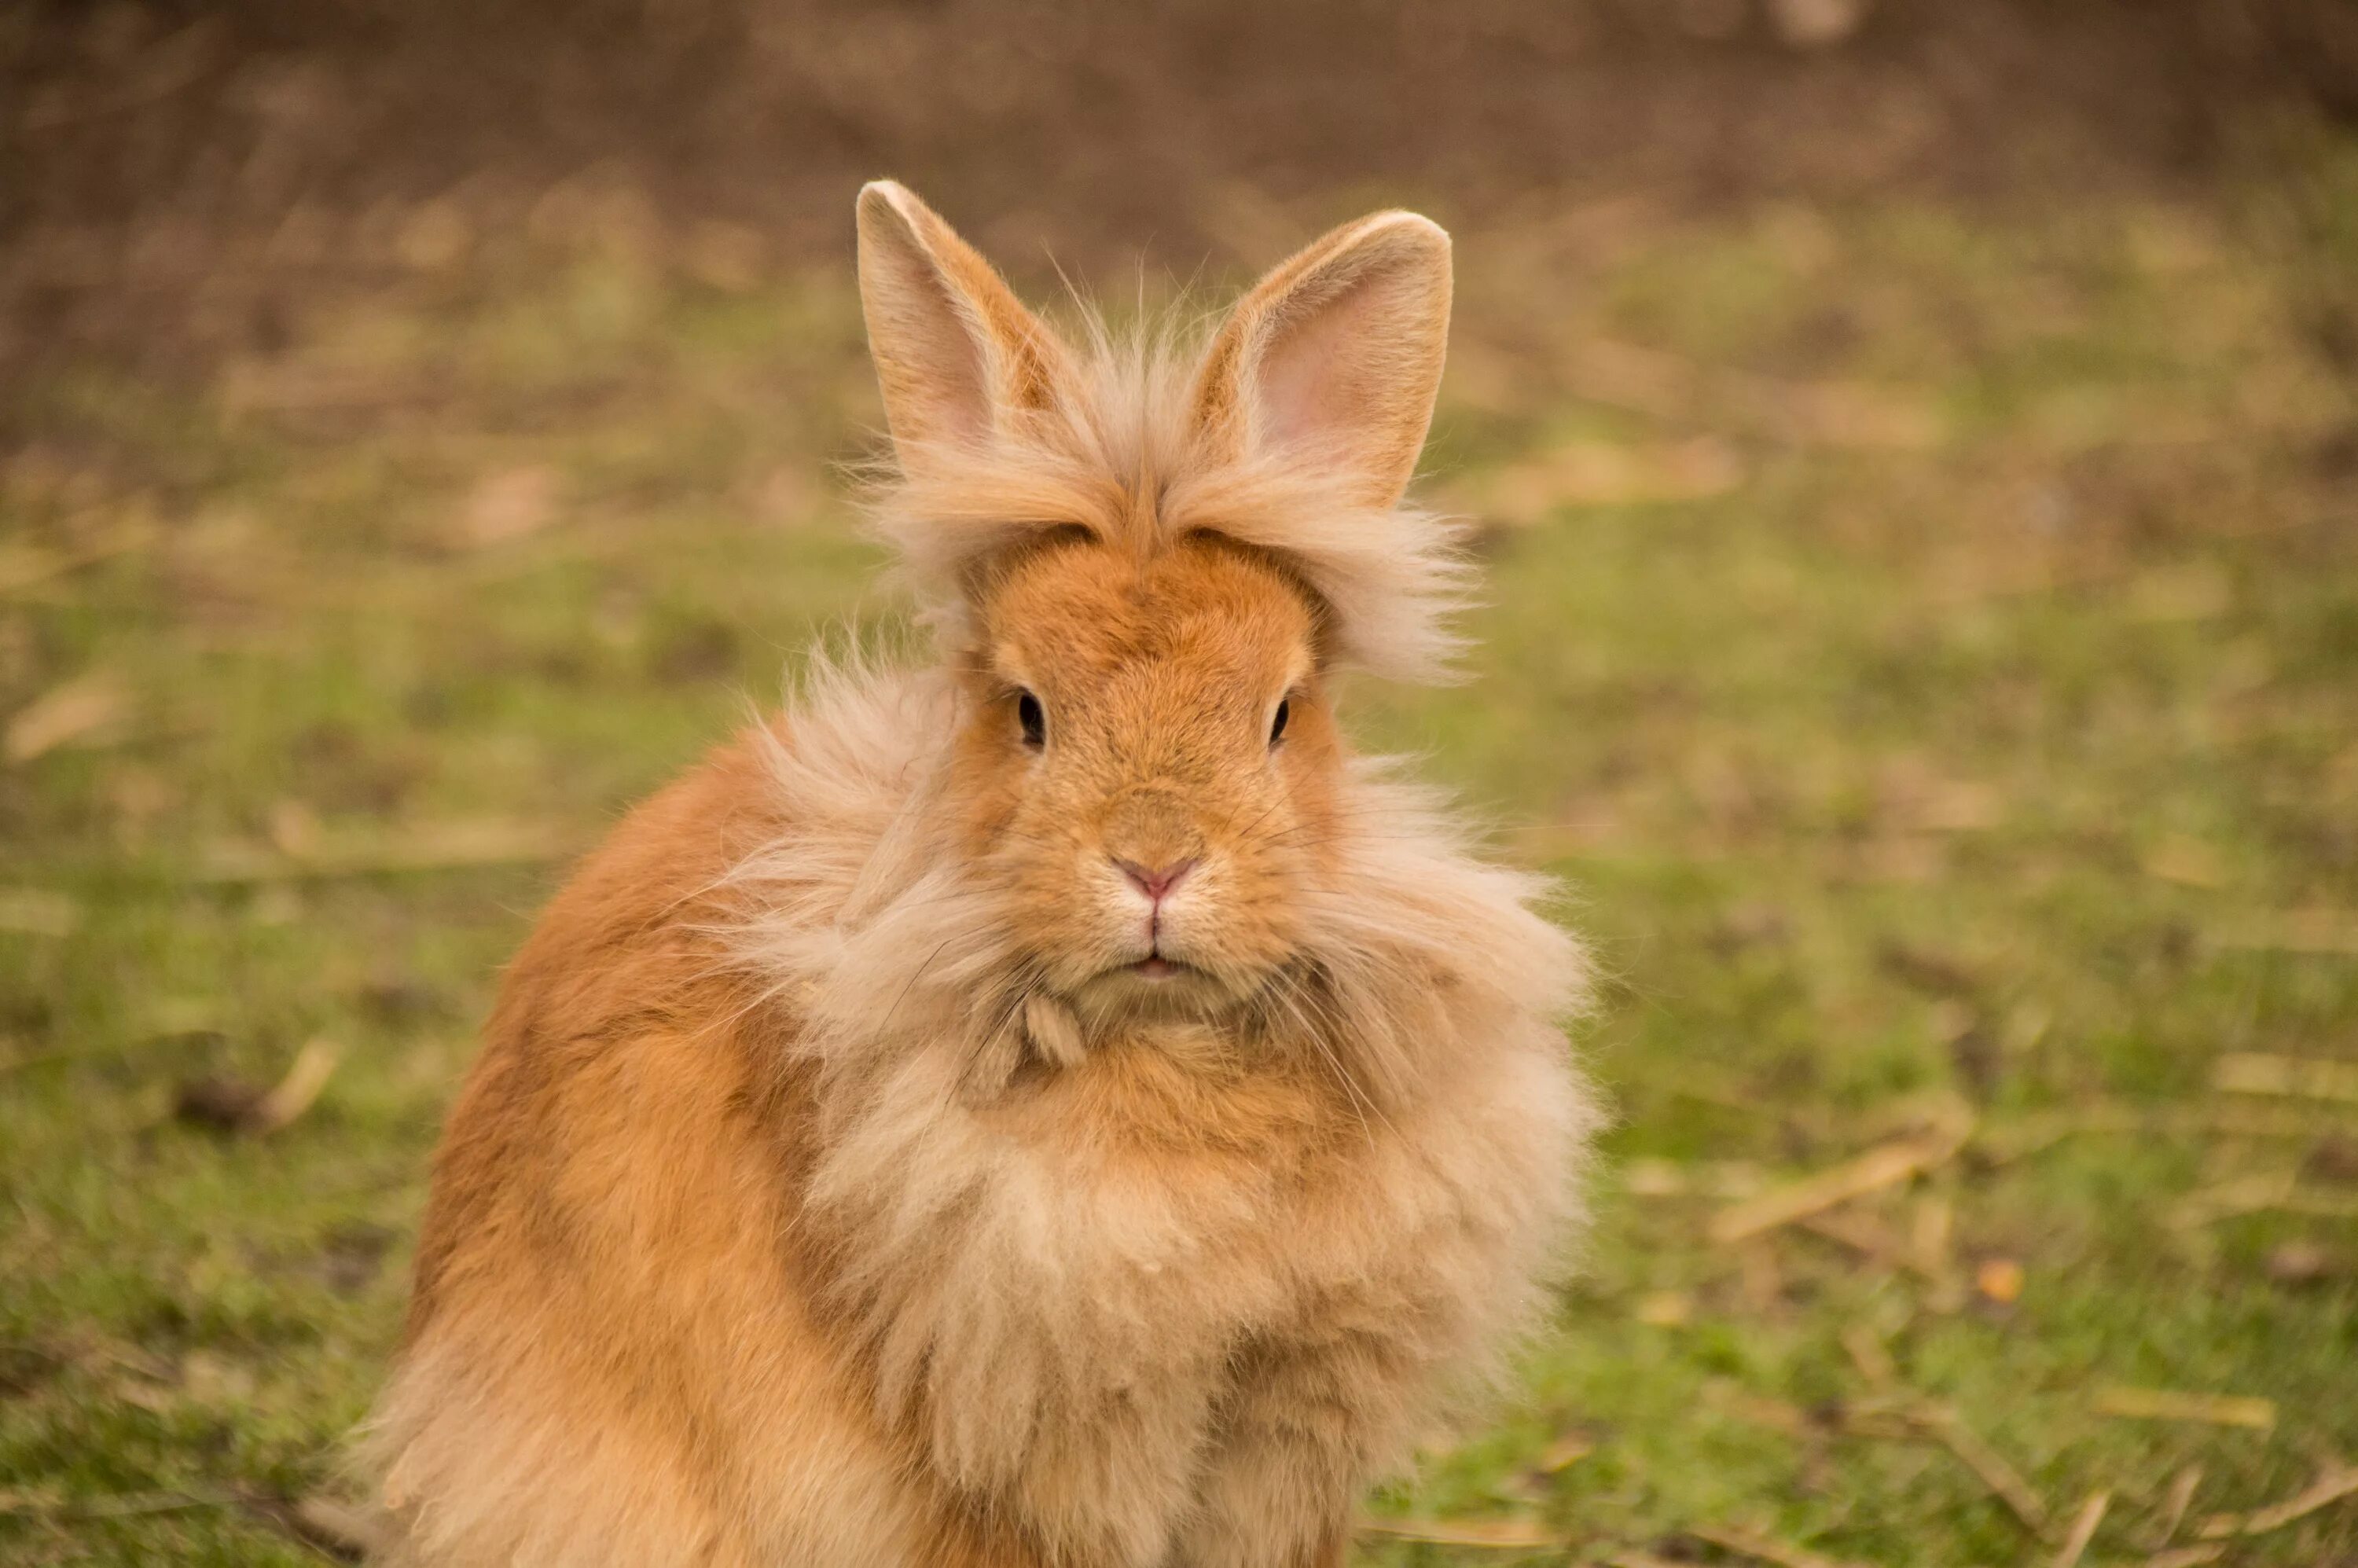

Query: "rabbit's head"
<box><xmin>854</xmin><ymin>182</ymin><xmax>1460</xmax><ymax>1030</ymax></box>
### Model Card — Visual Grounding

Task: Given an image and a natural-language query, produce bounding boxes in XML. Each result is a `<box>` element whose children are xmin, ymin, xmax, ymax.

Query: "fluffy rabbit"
<box><xmin>366</xmin><ymin>182</ymin><xmax>1596</xmax><ymax>1568</ymax></box>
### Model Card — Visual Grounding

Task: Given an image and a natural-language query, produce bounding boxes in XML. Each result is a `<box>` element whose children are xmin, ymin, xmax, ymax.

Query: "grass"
<box><xmin>5</xmin><ymin>157</ymin><xmax>2358</xmax><ymax>1566</ymax></box>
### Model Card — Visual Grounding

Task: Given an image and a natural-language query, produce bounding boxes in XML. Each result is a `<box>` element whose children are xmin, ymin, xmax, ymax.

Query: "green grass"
<box><xmin>5</xmin><ymin>164</ymin><xmax>2358</xmax><ymax>1565</ymax></box>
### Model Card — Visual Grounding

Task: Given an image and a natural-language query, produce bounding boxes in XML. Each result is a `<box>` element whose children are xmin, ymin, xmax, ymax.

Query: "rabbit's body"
<box><xmin>371</xmin><ymin>185</ymin><xmax>1594</xmax><ymax>1567</ymax></box>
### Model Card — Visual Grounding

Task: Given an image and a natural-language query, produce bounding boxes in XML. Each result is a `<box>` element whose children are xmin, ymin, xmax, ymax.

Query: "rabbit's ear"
<box><xmin>856</xmin><ymin>181</ymin><xmax>1072</xmax><ymax>455</ymax></box>
<box><xmin>1192</xmin><ymin>211</ymin><xmax>1453</xmax><ymax>509</ymax></box>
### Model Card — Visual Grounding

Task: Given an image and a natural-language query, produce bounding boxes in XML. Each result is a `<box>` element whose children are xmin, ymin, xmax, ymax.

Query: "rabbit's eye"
<box><xmin>1269</xmin><ymin>698</ymin><xmax>1290</xmax><ymax>747</ymax></box>
<box><xmin>1016</xmin><ymin>689</ymin><xmax>1046</xmax><ymax>748</ymax></box>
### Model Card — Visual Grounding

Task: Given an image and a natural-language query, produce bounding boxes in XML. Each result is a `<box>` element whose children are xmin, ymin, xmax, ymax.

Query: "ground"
<box><xmin>5</xmin><ymin>72</ymin><xmax>2358</xmax><ymax>1568</ymax></box>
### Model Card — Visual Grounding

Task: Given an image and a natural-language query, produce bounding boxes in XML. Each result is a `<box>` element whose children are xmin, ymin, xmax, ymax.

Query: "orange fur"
<box><xmin>368</xmin><ymin>184</ymin><xmax>1597</xmax><ymax>1567</ymax></box>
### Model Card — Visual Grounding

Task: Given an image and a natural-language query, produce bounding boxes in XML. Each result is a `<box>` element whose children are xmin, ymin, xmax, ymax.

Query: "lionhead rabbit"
<box><xmin>368</xmin><ymin>182</ymin><xmax>1596</xmax><ymax>1568</ymax></box>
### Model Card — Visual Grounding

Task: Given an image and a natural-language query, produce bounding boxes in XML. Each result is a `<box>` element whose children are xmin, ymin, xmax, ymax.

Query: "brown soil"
<box><xmin>4</xmin><ymin>0</ymin><xmax>2355</xmax><ymax>379</ymax></box>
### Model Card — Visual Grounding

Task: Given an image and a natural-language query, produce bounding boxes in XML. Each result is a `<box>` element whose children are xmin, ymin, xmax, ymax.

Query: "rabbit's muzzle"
<box><xmin>1097</xmin><ymin>786</ymin><xmax>1207</xmax><ymax>897</ymax></box>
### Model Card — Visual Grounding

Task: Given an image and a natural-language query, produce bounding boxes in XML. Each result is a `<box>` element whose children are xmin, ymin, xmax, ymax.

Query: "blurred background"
<box><xmin>5</xmin><ymin>2</ymin><xmax>2358</xmax><ymax>1562</ymax></box>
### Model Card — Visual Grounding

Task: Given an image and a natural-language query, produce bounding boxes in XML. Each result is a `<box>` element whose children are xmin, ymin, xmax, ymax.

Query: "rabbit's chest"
<box><xmin>979</xmin><ymin>1044</ymin><xmax>1396</xmax><ymax>1291</ymax></box>
<box><xmin>808</xmin><ymin>1028</ymin><xmax>1581</xmax><ymax>1563</ymax></box>
<box><xmin>968</xmin><ymin>1030</ymin><xmax>1571</xmax><ymax>1360</ymax></box>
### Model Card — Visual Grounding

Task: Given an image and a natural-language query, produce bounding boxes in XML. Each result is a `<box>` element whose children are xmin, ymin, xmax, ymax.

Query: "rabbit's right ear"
<box><xmin>855</xmin><ymin>182</ymin><xmax>1072</xmax><ymax>458</ymax></box>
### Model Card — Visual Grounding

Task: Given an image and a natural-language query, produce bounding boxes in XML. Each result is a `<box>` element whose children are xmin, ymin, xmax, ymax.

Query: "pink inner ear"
<box><xmin>876</xmin><ymin>256</ymin><xmax>997</xmax><ymax>446</ymax></box>
<box><xmin>1252</xmin><ymin>282</ymin><xmax>1390</xmax><ymax>462</ymax></box>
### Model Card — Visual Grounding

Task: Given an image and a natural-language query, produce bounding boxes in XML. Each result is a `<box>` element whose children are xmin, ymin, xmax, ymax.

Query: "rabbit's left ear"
<box><xmin>1191</xmin><ymin>211</ymin><xmax>1453</xmax><ymax>509</ymax></box>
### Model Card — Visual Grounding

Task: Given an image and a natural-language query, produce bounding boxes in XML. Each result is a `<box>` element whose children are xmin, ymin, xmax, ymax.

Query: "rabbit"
<box><xmin>364</xmin><ymin>180</ymin><xmax>1597</xmax><ymax>1568</ymax></box>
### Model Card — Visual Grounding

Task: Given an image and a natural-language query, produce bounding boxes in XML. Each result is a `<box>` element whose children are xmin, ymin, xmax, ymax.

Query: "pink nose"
<box><xmin>1115</xmin><ymin>857</ymin><xmax>1197</xmax><ymax>903</ymax></box>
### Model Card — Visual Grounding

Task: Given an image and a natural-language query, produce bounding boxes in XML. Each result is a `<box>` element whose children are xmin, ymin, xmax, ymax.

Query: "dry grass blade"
<box><xmin>1690</xmin><ymin>1522</ymin><xmax>1868</xmax><ymax>1568</ymax></box>
<box><xmin>2050</xmin><ymin>1490</ymin><xmax>2110</xmax><ymax>1568</ymax></box>
<box><xmin>5</xmin><ymin>671</ymin><xmax>128</xmax><ymax>763</ymax></box>
<box><xmin>246</xmin><ymin>1040</ymin><xmax>340</xmax><ymax>1133</ymax></box>
<box><xmin>2279</xmin><ymin>1189</ymin><xmax>2358</xmax><ymax>1219</ymax></box>
<box><xmin>2195</xmin><ymin>1463</ymin><xmax>2358</xmax><ymax>1540</ymax></box>
<box><xmin>1979</xmin><ymin>1102</ymin><xmax>2356</xmax><ymax>1166</ymax></box>
<box><xmin>1473</xmin><ymin>435</ymin><xmax>1745</xmax><ymax>523</ymax></box>
<box><xmin>0</xmin><ymin>544</ymin><xmax>70</xmax><ymax>596</ymax></box>
<box><xmin>192</xmin><ymin>819</ymin><xmax>578</xmax><ymax>883</ymax></box>
<box><xmin>1622</xmin><ymin>1157</ymin><xmax>1765</xmax><ymax>1198</ymax></box>
<box><xmin>1354</xmin><ymin>1514</ymin><xmax>1559</xmax><ymax>1548</ymax></box>
<box><xmin>453</xmin><ymin>465</ymin><xmax>561</xmax><ymax>549</ymax></box>
<box><xmin>2143</xmin><ymin>1547</ymin><xmax>2224</xmax><ymax>1568</ymax></box>
<box><xmin>1799</xmin><ymin>1206</ymin><xmax>1970</xmax><ymax>1295</ymax></box>
<box><xmin>2211</xmin><ymin>913</ymin><xmax>2358</xmax><ymax>957</ymax></box>
<box><xmin>1840</xmin><ymin>1324</ymin><xmax>1897</xmax><ymax>1386</ymax></box>
<box><xmin>2147</xmin><ymin>1463</ymin><xmax>2203</xmax><ymax>1549</ymax></box>
<box><xmin>2095</xmin><ymin>1387</ymin><xmax>2275</xmax><ymax>1430</ymax></box>
<box><xmin>1799</xmin><ymin>1210</ymin><xmax>1908</xmax><ymax>1267</ymax></box>
<box><xmin>0</xmin><ymin>1485</ymin><xmax>241</xmax><ymax>1520</ymax></box>
<box><xmin>2</xmin><ymin>1482</ymin><xmax>381</xmax><ymax>1560</ymax></box>
<box><xmin>1910</xmin><ymin>1192</ymin><xmax>1955</xmax><ymax>1282</ymax></box>
<box><xmin>1908</xmin><ymin>1405</ymin><xmax>2050</xmax><ymax>1535</ymax></box>
<box><xmin>1535</xmin><ymin>1431</ymin><xmax>1596</xmax><ymax>1471</ymax></box>
<box><xmin>2263</xmin><ymin>1238</ymin><xmax>2342</xmax><ymax>1282</ymax></box>
<box><xmin>1559</xmin><ymin>337</ymin><xmax>1940</xmax><ymax>450</ymax></box>
<box><xmin>1707</xmin><ymin>1383</ymin><xmax>1813</xmax><ymax>1436</ymax></box>
<box><xmin>1710</xmin><ymin>1120</ymin><xmax>1971</xmax><ymax>1245</ymax></box>
<box><xmin>175</xmin><ymin>1040</ymin><xmax>340</xmax><ymax>1135</ymax></box>
<box><xmin>0</xmin><ymin>888</ymin><xmax>80</xmax><ymax>937</ymax></box>
<box><xmin>2215</xmin><ymin>1052</ymin><xmax>2358</xmax><ymax>1106</ymax></box>
<box><xmin>2171</xmin><ymin>1171</ymin><xmax>2358</xmax><ymax>1227</ymax></box>
<box><xmin>2169</xmin><ymin>1171</ymin><xmax>2297</xmax><ymax>1228</ymax></box>
<box><xmin>0</xmin><ymin>533</ymin><xmax>143</xmax><ymax>598</ymax></box>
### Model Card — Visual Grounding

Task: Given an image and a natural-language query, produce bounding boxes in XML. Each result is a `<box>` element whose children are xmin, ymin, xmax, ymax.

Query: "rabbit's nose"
<box><xmin>1115</xmin><ymin>857</ymin><xmax>1197</xmax><ymax>903</ymax></box>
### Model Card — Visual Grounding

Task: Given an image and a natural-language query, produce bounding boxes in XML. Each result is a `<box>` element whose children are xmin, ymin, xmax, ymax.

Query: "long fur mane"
<box><xmin>874</xmin><ymin>314</ymin><xmax>1478</xmax><ymax>684</ymax></box>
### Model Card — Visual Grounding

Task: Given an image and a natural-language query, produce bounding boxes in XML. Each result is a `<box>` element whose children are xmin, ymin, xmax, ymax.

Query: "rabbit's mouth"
<box><xmin>1108</xmin><ymin>948</ymin><xmax>1217</xmax><ymax>990</ymax></box>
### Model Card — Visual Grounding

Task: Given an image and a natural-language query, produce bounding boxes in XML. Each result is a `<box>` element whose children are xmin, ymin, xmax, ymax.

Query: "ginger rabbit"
<box><xmin>368</xmin><ymin>181</ymin><xmax>1596</xmax><ymax>1568</ymax></box>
